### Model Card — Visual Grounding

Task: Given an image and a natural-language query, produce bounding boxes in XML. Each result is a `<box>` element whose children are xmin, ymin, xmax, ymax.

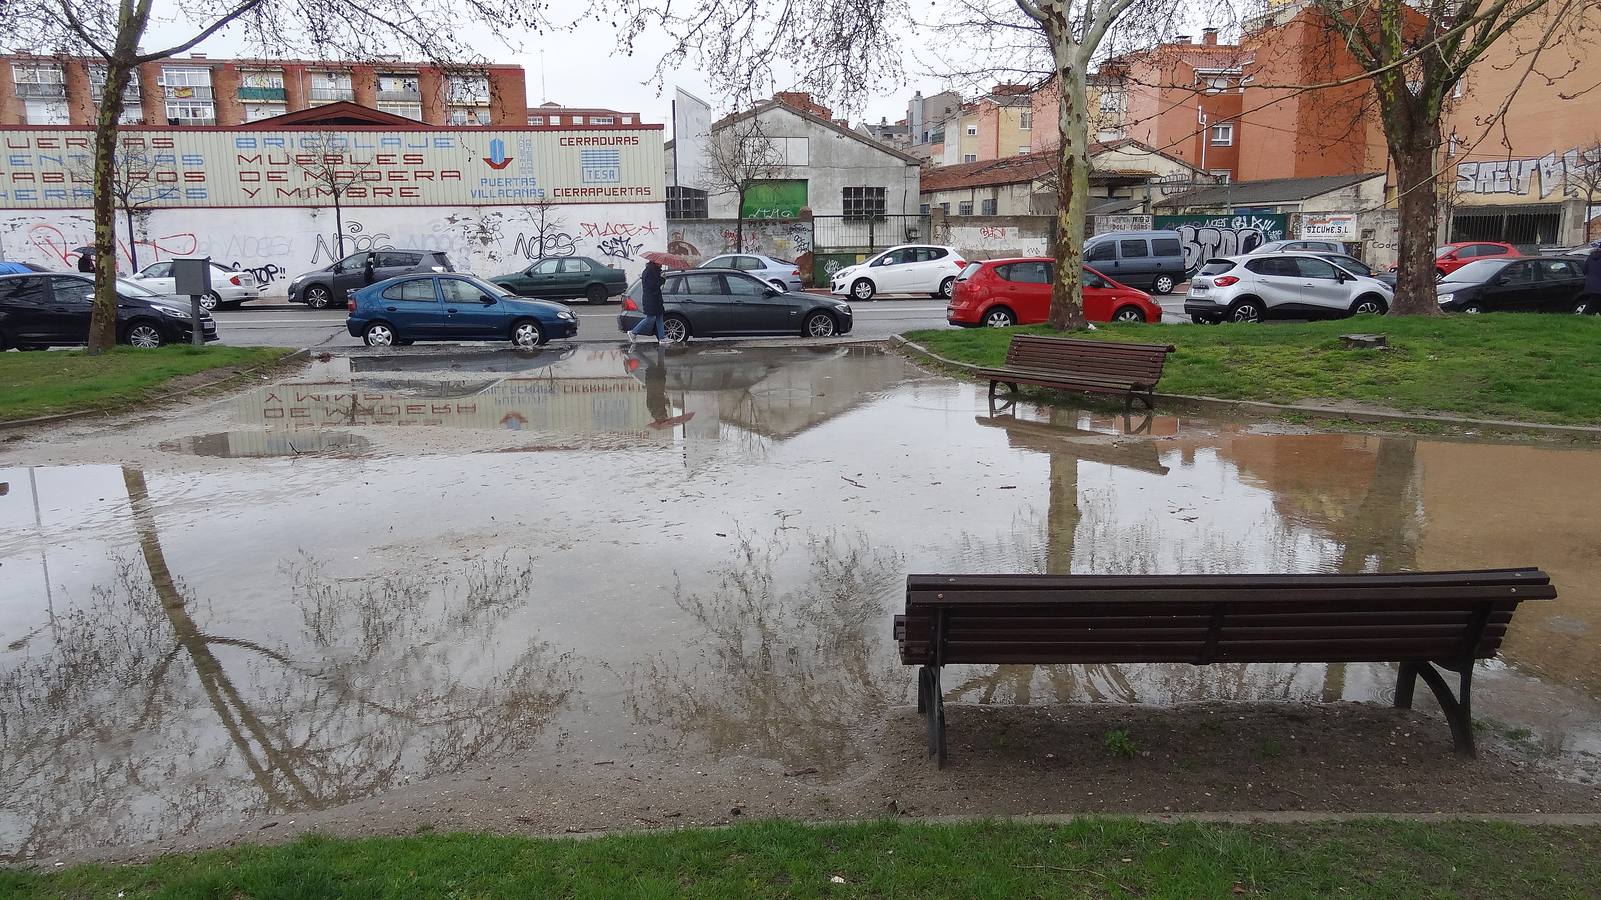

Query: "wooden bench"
<box><xmin>976</xmin><ymin>334</ymin><xmax>1176</xmax><ymax>413</ymax></box>
<box><xmin>893</xmin><ymin>568</ymin><xmax>1554</xmax><ymax>766</ymax></box>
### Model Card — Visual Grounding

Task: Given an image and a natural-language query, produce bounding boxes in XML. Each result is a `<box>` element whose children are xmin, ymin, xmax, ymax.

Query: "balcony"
<box><xmin>237</xmin><ymin>85</ymin><xmax>287</xmax><ymax>102</ymax></box>
<box><xmin>309</xmin><ymin>87</ymin><xmax>354</xmax><ymax>103</ymax></box>
<box><xmin>377</xmin><ymin>89</ymin><xmax>421</xmax><ymax>102</ymax></box>
<box><xmin>15</xmin><ymin>82</ymin><xmax>67</xmax><ymax>99</ymax></box>
<box><xmin>163</xmin><ymin>85</ymin><xmax>214</xmax><ymax>101</ymax></box>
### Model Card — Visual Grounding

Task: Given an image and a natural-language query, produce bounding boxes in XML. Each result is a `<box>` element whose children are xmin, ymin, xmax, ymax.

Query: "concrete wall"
<box><xmin>661</xmin><ymin>219</ymin><xmax>813</xmax><ymax>264</ymax></box>
<box><xmin>932</xmin><ymin>215</ymin><xmax>1053</xmax><ymax>259</ymax></box>
<box><xmin>0</xmin><ymin>201</ymin><xmax>665</xmax><ymax>295</ymax></box>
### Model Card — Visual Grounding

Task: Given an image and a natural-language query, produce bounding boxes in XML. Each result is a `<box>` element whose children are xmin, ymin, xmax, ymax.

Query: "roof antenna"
<box><xmin>540</xmin><ymin>50</ymin><xmax>547</xmax><ymax>104</ymax></box>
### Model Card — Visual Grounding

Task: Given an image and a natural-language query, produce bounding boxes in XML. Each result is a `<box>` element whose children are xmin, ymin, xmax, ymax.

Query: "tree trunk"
<box><xmin>87</xmin><ymin>61</ymin><xmax>135</xmax><ymax>353</ymax></box>
<box><xmin>1048</xmin><ymin>50</ymin><xmax>1089</xmax><ymax>332</ymax></box>
<box><xmin>125</xmin><ymin>207</ymin><xmax>139</xmax><ymax>271</ymax></box>
<box><xmin>333</xmin><ymin>194</ymin><xmax>345</xmax><ymax>259</ymax></box>
<box><xmin>1389</xmin><ymin>139</ymin><xmax>1445</xmax><ymax>316</ymax></box>
<box><xmin>735</xmin><ymin>190</ymin><xmax>745</xmax><ymax>253</ymax></box>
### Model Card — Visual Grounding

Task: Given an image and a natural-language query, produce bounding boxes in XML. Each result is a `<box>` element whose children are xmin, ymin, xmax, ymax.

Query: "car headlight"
<box><xmin>1438</xmin><ymin>293</ymin><xmax>1453</xmax><ymax>305</ymax></box>
<box><xmin>557</xmin><ymin>311</ymin><xmax>575</xmax><ymax>320</ymax></box>
<box><xmin>150</xmin><ymin>304</ymin><xmax>190</xmax><ymax>318</ymax></box>
<box><xmin>837</xmin><ymin>304</ymin><xmax>852</xmax><ymax>315</ymax></box>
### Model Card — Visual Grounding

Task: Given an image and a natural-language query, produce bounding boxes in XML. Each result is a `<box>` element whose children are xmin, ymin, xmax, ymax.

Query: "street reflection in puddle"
<box><xmin>2</xmin><ymin>344</ymin><xmax>1599</xmax><ymax>856</ymax></box>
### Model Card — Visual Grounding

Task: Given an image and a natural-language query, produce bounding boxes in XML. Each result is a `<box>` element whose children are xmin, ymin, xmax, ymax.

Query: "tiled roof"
<box><xmin>1155</xmin><ymin>172</ymin><xmax>1384</xmax><ymax>207</ymax></box>
<box><xmin>921</xmin><ymin>151</ymin><xmax>1058</xmax><ymax>192</ymax></box>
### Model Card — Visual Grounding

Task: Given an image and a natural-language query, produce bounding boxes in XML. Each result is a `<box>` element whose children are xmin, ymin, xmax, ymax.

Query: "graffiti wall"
<box><xmin>1454</xmin><ymin>147</ymin><xmax>1599</xmax><ymax>200</ymax></box>
<box><xmin>662</xmin><ymin>219</ymin><xmax>814</xmax><ymax>265</ymax></box>
<box><xmin>1154</xmin><ymin>214</ymin><xmax>1288</xmax><ymax>270</ymax></box>
<box><xmin>0</xmin><ymin>202</ymin><xmax>666</xmax><ymax>293</ymax></box>
<box><xmin>934</xmin><ymin>217</ymin><xmax>1053</xmax><ymax>259</ymax></box>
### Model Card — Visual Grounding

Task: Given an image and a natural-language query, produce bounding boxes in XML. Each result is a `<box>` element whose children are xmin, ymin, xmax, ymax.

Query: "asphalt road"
<box><xmin>212</xmin><ymin>298</ymin><xmax>958</xmax><ymax>348</ymax></box>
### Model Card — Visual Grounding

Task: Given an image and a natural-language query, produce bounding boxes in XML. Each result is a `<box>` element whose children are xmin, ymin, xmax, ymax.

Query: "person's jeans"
<box><xmin>630</xmin><ymin>314</ymin><xmax>666</xmax><ymax>340</ymax></box>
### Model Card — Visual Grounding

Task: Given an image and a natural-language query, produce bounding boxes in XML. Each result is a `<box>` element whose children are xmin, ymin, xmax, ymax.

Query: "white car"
<box><xmin>1246</xmin><ymin>239</ymin><xmax>1349</xmax><ymax>256</ymax></box>
<box><xmin>699</xmin><ymin>253</ymin><xmax>806</xmax><ymax>292</ymax></box>
<box><xmin>830</xmin><ymin>244</ymin><xmax>967</xmax><ymax>300</ymax></box>
<box><xmin>130</xmin><ymin>261</ymin><xmax>260</xmax><ymax>310</ymax></box>
<box><xmin>1184</xmin><ymin>252</ymin><xmax>1393</xmax><ymax>323</ymax></box>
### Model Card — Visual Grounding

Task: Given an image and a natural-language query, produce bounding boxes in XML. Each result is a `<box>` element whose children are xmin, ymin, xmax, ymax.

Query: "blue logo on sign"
<box><xmin>580</xmin><ymin>149</ymin><xmax>621</xmax><ymax>184</ymax></box>
<box><xmin>483</xmin><ymin>138</ymin><xmax>513</xmax><ymax>170</ymax></box>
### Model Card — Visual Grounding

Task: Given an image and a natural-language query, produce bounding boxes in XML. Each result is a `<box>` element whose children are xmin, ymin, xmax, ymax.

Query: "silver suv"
<box><xmin>1184</xmin><ymin>253</ymin><xmax>1393</xmax><ymax>323</ymax></box>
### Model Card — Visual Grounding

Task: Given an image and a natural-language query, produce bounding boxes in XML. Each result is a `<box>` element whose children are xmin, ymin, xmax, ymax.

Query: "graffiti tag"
<box><xmin>580</xmin><ymin>221</ymin><xmax>659</xmax><ymax>239</ymax></box>
<box><xmin>978</xmin><ymin>226</ymin><xmax>1008</xmax><ymax>240</ymax></box>
<box><xmin>1455</xmin><ymin>147</ymin><xmax>1600</xmax><ymax>198</ymax></box>
<box><xmin>596</xmin><ymin>235</ymin><xmax>642</xmax><ymax>261</ymax></box>
<box><xmin>512</xmin><ymin>231</ymin><xmax>577</xmax><ymax>260</ymax></box>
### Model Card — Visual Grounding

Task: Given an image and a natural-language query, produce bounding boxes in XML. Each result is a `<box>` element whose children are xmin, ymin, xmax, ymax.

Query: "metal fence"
<box><xmin>811</xmin><ymin>214</ymin><xmax>932</xmax><ymax>253</ymax></box>
<box><xmin>1450</xmin><ymin>209</ymin><xmax>1562</xmax><ymax>250</ymax></box>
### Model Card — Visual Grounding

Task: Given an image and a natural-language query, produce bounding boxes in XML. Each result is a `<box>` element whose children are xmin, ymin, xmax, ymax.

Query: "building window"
<box><xmin>940</xmin><ymin>202</ymin><xmax>950</xmax><ymax>215</ymax></box>
<box><xmin>919</xmin><ymin>203</ymin><xmax>931</xmax><ymax>215</ymax></box>
<box><xmin>966</xmin><ymin>124</ymin><xmax>977</xmax><ymax>136</ymax></box>
<box><xmin>529</xmin><ymin>115</ymin><xmax>545</xmax><ymax>125</ymax></box>
<box><xmin>570</xmin><ymin>115</ymin><xmax>586</xmax><ymax>125</ymax></box>
<box><xmin>958</xmin><ymin>200</ymin><xmax>974</xmax><ymax>216</ymax></box>
<box><xmin>549</xmin><ymin>115</ymin><xmax>561</xmax><ymax>125</ymax></box>
<box><xmin>447</xmin><ymin>73</ymin><xmax>491</xmax><ymax>123</ymax></box>
<box><xmin>622</xmin><ymin>115</ymin><xmax>634</xmax><ymax>124</ymax></box>
<box><xmin>1210</xmin><ymin>122</ymin><xmax>1234</xmax><ymax>146</ymax></box>
<box><xmin>377</xmin><ymin>103</ymin><xmax>423</xmax><ymax>120</ymax></box>
<box><xmin>666</xmin><ymin>186</ymin><xmax>709</xmax><ymax>220</ymax></box>
<box><xmin>981</xmin><ymin>198</ymin><xmax>997</xmax><ymax>215</ymax></box>
<box><xmin>243</xmin><ymin>103</ymin><xmax>288</xmax><ymax>122</ymax></box>
<box><xmin>591</xmin><ymin>115</ymin><xmax>615</xmax><ymax>125</ymax></box>
<box><xmin>14</xmin><ymin>63</ymin><xmax>69</xmax><ymax>124</ymax></box>
<box><xmin>86</xmin><ymin>64</ymin><xmax>143</xmax><ymax>122</ymax></box>
<box><xmin>842</xmin><ymin>186</ymin><xmax>887</xmax><ymax>220</ymax></box>
<box><xmin>1017</xmin><ymin>146</ymin><xmax>1030</xmax><ymax>155</ymax></box>
<box><xmin>1019</xmin><ymin>111</ymin><xmax>1032</xmax><ymax>130</ymax></box>
<box><xmin>449</xmin><ymin>108</ymin><xmax>489</xmax><ymax>126</ymax></box>
<box><xmin>1446</xmin><ymin>133</ymin><xmax>1460</xmax><ymax>158</ymax></box>
<box><xmin>963</xmin><ymin>154</ymin><xmax>976</xmax><ymax>163</ymax></box>
<box><xmin>1207</xmin><ymin>170</ymin><xmax>1231</xmax><ymax>184</ymax></box>
<box><xmin>160</xmin><ymin>65</ymin><xmax>214</xmax><ymax>125</ymax></box>
<box><xmin>377</xmin><ymin>73</ymin><xmax>421</xmax><ymax>102</ymax></box>
<box><xmin>306</xmin><ymin>70</ymin><xmax>352</xmax><ymax>103</ymax></box>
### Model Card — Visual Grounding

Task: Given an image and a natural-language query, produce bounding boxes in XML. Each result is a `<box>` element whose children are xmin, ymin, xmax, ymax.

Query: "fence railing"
<box><xmin>811</xmin><ymin>214</ymin><xmax>931</xmax><ymax>253</ymax></box>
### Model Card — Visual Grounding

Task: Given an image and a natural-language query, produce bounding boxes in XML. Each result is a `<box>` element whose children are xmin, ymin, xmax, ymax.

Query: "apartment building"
<box><xmin>0</xmin><ymin>53</ymin><xmax>531</xmax><ymax>127</ymax></box>
<box><xmin>1114</xmin><ymin>28</ymin><xmax>1249</xmax><ymax>182</ymax></box>
<box><xmin>526</xmin><ymin>102</ymin><xmax>642</xmax><ymax>127</ymax></box>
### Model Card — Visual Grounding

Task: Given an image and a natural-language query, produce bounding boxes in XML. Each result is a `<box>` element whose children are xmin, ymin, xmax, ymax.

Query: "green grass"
<box><xmin>0</xmin><ymin>346</ymin><xmax>290</xmax><ymax>422</ymax></box>
<box><xmin>906</xmin><ymin>315</ymin><xmax>1601</xmax><ymax>426</ymax></box>
<box><xmin>4</xmin><ymin>820</ymin><xmax>1599</xmax><ymax>898</ymax></box>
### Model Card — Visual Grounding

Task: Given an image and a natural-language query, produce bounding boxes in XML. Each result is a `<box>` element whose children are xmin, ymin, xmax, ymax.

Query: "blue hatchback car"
<box><xmin>346</xmin><ymin>274</ymin><xmax>578</xmax><ymax>348</ymax></box>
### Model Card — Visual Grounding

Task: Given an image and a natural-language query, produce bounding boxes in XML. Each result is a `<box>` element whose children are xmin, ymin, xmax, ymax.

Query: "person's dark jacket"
<box><xmin>641</xmin><ymin>263</ymin><xmax>665</xmax><ymax>316</ymax></box>
<box><xmin>1585</xmin><ymin>248</ymin><xmax>1601</xmax><ymax>295</ymax></box>
<box><xmin>77</xmin><ymin>252</ymin><xmax>95</xmax><ymax>274</ymax></box>
<box><xmin>361</xmin><ymin>254</ymin><xmax>376</xmax><ymax>285</ymax></box>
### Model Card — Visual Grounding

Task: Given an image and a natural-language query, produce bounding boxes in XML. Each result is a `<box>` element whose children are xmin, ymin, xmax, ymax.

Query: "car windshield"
<box><xmin>1440</xmin><ymin>259</ymin><xmax>1508</xmax><ymax>284</ymax></box>
<box><xmin>116</xmin><ymin>278</ymin><xmax>159</xmax><ymax>297</ymax></box>
<box><xmin>1330</xmin><ymin>256</ymin><xmax>1372</xmax><ymax>276</ymax></box>
<box><xmin>1198</xmin><ymin>260</ymin><xmax>1236</xmax><ymax>275</ymax></box>
<box><xmin>1435</xmin><ymin>246</ymin><xmax>1456</xmax><ymax>258</ymax></box>
<box><xmin>477</xmin><ymin>278</ymin><xmax>516</xmax><ymax>297</ymax></box>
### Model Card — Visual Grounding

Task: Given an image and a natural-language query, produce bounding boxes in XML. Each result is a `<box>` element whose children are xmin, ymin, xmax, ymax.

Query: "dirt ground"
<box><xmin>58</xmin><ymin>701</ymin><xmax>1601</xmax><ymax>866</ymax></box>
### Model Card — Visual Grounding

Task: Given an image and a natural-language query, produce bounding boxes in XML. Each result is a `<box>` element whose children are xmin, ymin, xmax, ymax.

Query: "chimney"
<box><xmin>1202</xmin><ymin>27</ymin><xmax>1219</xmax><ymax>46</ymax></box>
<box><xmin>1173</xmin><ymin>34</ymin><xmax>1191</xmax><ymax>45</ymax></box>
<box><xmin>190</xmin><ymin>52</ymin><xmax>207</xmax><ymax>59</ymax></box>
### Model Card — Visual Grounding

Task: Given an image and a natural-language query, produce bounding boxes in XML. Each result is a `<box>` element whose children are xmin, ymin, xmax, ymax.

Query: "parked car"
<box><xmin>1081</xmin><ymin>230</ymin><xmax>1187</xmax><ymax>294</ymax></box>
<box><xmin>946</xmin><ymin>259</ymin><xmax>1163</xmax><ymax>327</ymax></box>
<box><xmin>289</xmin><ymin>250</ymin><xmax>453</xmax><ymax>308</ymax></box>
<box><xmin>1249</xmin><ymin>239</ymin><xmax>1350</xmax><ymax>256</ymax></box>
<box><xmin>489</xmin><ymin>256</ymin><xmax>627</xmax><ymax>303</ymax></box>
<box><xmin>829</xmin><ymin>244</ymin><xmax>965</xmax><ymax>300</ymax></box>
<box><xmin>1435</xmin><ymin>256</ymin><xmax>1592</xmax><ymax>314</ymax></box>
<box><xmin>1184</xmin><ymin>252</ymin><xmax>1393</xmax><ymax>323</ymax></box>
<box><xmin>130</xmin><ymin>260</ymin><xmax>260</xmax><ymax>310</ymax></box>
<box><xmin>1431</xmin><ymin>241</ymin><xmax>1519</xmax><ymax>276</ymax></box>
<box><xmin>1315</xmin><ymin>253</ymin><xmax>1397</xmax><ymax>288</ymax></box>
<box><xmin>620</xmin><ymin>269</ymin><xmax>852</xmax><ymax>340</ymax></box>
<box><xmin>698</xmin><ymin>253</ymin><xmax>806</xmax><ymax>292</ymax></box>
<box><xmin>0</xmin><ymin>261</ymin><xmax>52</xmax><ymax>274</ymax></box>
<box><xmin>346</xmin><ymin>274</ymin><xmax>578</xmax><ymax>348</ymax></box>
<box><xmin>0</xmin><ymin>272</ymin><xmax>217</xmax><ymax>349</ymax></box>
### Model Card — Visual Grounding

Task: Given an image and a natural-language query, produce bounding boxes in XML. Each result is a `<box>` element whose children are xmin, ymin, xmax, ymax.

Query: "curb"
<box><xmin>0</xmin><ymin>348</ymin><xmax>309</xmax><ymax>431</ymax></box>
<box><xmin>889</xmin><ymin>335</ymin><xmax>1601</xmax><ymax>439</ymax></box>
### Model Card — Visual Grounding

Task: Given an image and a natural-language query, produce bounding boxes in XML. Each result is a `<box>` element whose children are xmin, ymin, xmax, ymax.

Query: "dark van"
<box><xmin>1083</xmin><ymin>230</ymin><xmax>1187</xmax><ymax>294</ymax></box>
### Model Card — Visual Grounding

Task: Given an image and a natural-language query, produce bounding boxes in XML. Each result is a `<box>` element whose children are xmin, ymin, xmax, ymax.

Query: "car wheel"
<box><xmin>803</xmin><ymin>311</ymin><xmax>837</xmax><ymax>338</ymax></box>
<box><xmin>769</xmin><ymin>279</ymin><xmax>788</xmax><ymax>293</ymax></box>
<box><xmin>363</xmin><ymin>322</ymin><xmax>396</xmax><ymax>347</ymax></box>
<box><xmin>1351</xmin><ymin>295</ymin><xmax>1388</xmax><ymax>316</ymax></box>
<box><xmin>586</xmin><ymin>284</ymin><xmax>607</xmax><ymax>304</ymax></box>
<box><xmin>304</xmin><ymin>285</ymin><xmax>332</xmax><ymax>309</ymax></box>
<box><xmin>1461</xmin><ymin>303</ymin><xmax>1484</xmax><ymax>315</ymax></box>
<box><xmin>511</xmin><ymin>319</ymin><xmax>545</xmax><ymax>348</ymax></box>
<box><xmin>1152</xmin><ymin>274</ymin><xmax>1176</xmax><ymax>294</ymax></box>
<box><xmin>1574</xmin><ymin>298</ymin><xmax>1595</xmax><ymax>315</ymax></box>
<box><xmin>1112</xmin><ymin>305</ymin><xmax>1147</xmax><ymax>323</ymax></box>
<box><xmin>850</xmin><ymin>278</ymin><xmax>876</xmax><ymax>301</ymax></box>
<box><xmin>1228</xmin><ymin>299</ymin><xmax>1265</xmax><ymax>323</ymax></box>
<box><xmin>1435</xmin><ymin>268</ymin><xmax>1448</xmax><ymax>279</ymax></box>
<box><xmin>983</xmin><ymin>307</ymin><xmax>1016</xmax><ymax>328</ymax></box>
<box><xmin>123</xmin><ymin>319</ymin><xmax>165</xmax><ymax>348</ymax></box>
<box><xmin>938</xmin><ymin>276</ymin><xmax>956</xmax><ymax>299</ymax></box>
<box><xmin>663</xmin><ymin>315</ymin><xmax>691</xmax><ymax>343</ymax></box>
<box><xmin>199</xmin><ymin>291</ymin><xmax>221</xmax><ymax>312</ymax></box>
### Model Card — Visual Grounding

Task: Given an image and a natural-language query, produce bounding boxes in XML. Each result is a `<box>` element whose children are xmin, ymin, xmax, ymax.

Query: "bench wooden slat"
<box><xmin>908</xmin><ymin>568</ymin><xmax>1546</xmax><ymax>590</ymax></box>
<box><xmin>986</xmin><ymin>334</ymin><xmax>1175</xmax><ymax>408</ymax></box>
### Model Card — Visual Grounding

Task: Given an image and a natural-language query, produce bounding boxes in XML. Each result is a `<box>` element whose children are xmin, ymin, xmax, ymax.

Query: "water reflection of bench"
<box><xmin>893</xmin><ymin>568</ymin><xmax>1555</xmax><ymax>766</ymax></box>
<box><xmin>975</xmin><ymin>414</ymin><xmax>1169</xmax><ymax>475</ymax></box>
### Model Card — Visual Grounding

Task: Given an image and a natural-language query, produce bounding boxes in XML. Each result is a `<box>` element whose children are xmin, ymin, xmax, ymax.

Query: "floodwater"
<box><xmin>2</xmin><ymin>343</ymin><xmax>1599</xmax><ymax>857</ymax></box>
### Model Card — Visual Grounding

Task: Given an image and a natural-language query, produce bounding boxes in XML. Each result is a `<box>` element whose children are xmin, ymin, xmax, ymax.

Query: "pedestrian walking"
<box><xmin>77</xmin><ymin>248</ymin><xmax>95</xmax><ymax>274</ymax></box>
<box><xmin>361</xmin><ymin>252</ymin><xmax>376</xmax><ymax>285</ymax></box>
<box><xmin>628</xmin><ymin>260</ymin><xmax>668</xmax><ymax>345</ymax></box>
<box><xmin>1581</xmin><ymin>243</ymin><xmax>1601</xmax><ymax>314</ymax></box>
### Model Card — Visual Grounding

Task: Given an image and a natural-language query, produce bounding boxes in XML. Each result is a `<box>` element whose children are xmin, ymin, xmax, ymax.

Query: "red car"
<box><xmin>946</xmin><ymin>258</ymin><xmax>1163</xmax><ymax>327</ymax></box>
<box><xmin>1433</xmin><ymin>241</ymin><xmax>1520</xmax><ymax>276</ymax></box>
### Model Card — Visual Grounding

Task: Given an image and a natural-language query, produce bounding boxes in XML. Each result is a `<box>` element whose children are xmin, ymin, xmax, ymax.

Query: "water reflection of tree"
<box><xmin>625</xmin><ymin>530</ymin><xmax>904</xmax><ymax>772</ymax></box>
<box><xmin>0</xmin><ymin>467</ymin><xmax>576</xmax><ymax>860</ymax></box>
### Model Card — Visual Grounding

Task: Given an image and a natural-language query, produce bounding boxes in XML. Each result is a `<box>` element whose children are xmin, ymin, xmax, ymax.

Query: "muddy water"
<box><xmin>1</xmin><ymin>343</ymin><xmax>1598</xmax><ymax>857</ymax></box>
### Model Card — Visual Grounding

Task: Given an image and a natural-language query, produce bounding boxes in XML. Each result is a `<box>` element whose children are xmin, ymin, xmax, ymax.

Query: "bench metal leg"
<box><xmin>924</xmin><ymin>609</ymin><xmax>948</xmax><ymax>767</ymax></box>
<box><xmin>916</xmin><ymin>664</ymin><xmax>928</xmax><ymax>714</ymax></box>
<box><xmin>1397</xmin><ymin>661</ymin><xmax>1475</xmax><ymax>755</ymax></box>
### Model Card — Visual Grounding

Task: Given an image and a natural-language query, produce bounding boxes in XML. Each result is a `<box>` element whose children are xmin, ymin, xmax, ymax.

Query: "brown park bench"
<box><xmin>893</xmin><ymin>568</ymin><xmax>1554</xmax><ymax>766</ymax></box>
<box><xmin>977</xmin><ymin>334</ymin><xmax>1176</xmax><ymax>413</ymax></box>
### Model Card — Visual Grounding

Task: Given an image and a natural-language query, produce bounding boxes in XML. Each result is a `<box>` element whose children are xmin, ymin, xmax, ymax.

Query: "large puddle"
<box><xmin>2</xmin><ymin>344</ymin><xmax>1599</xmax><ymax>857</ymax></box>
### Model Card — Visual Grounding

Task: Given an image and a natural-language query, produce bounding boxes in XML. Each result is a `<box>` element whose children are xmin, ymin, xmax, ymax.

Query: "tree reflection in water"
<box><xmin>626</xmin><ymin>530</ymin><xmax>904</xmax><ymax>773</ymax></box>
<box><xmin>0</xmin><ymin>467</ymin><xmax>577</xmax><ymax>861</ymax></box>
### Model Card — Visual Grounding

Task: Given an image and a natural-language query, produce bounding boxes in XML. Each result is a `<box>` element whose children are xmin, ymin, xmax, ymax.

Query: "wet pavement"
<box><xmin>2</xmin><ymin>343</ymin><xmax>1600</xmax><ymax>859</ymax></box>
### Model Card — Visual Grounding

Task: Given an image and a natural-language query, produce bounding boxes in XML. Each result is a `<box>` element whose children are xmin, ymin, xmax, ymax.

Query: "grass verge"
<box><xmin>4</xmin><ymin>819</ymin><xmax>1599</xmax><ymax>898</ymax></box>
<box><xmin>0</xmin><ymin>346</ymin><xmax>291</xmax><ymax>423</ymax></box>
<box><xmin>906</xmin><ymin>315</ymin><xmax>1601</xmax><ymax>426</ymax></box>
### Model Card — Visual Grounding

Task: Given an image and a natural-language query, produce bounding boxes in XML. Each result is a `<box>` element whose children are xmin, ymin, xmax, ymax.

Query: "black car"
<box><xmin>287</xmin><ymin>250</ymin><xmax>453</xmax><ymax>309</ymax></box>
<box><xmin>1317</xmin><ymin>253</ymin><xmax>1397</xmax><ymax>288</ymax></box>
<box><xmin>616</xmin><ymin>269</ymin><xmax>853</xmax><ymax>341</ymax></box>
<box><xmin>1435</xmin><ymin>256</ymin><xmax>1590</xmax><ymax>314</ymax></box>
<box><xmin>0</xmin><ymin>273</ymin><xmax>217</xmax><ymax>349</ymax></box>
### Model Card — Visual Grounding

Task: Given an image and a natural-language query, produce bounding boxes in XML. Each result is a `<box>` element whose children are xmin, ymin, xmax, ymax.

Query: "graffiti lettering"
<box><xmin>1177</xmin><ymin>224</ymin><xmax>1266</xmax><ymax>270</ymax></box>
<box><xmin>24</xmin><ymin>222</ymin><xmax>197</xmax><ymax>272</ymax></box>
<box><xmin>1455</xmin><ymin>146</ymin><xmax>1601</xmax><ymax>197</ymax></box>
<box><xmin>231</xmin><ymin>261</ymin><xmax>283</xmax><ymax>285</ymax></box>
<box><xmin>597</xmin><ymin>235</ymin><xmax>642</xmax><ymax>261</ymax></box>
<box><xmin>311</xmin><ymin>223</ymin><xmax>392</xmax><ymax>264</ymax></box>
<box><xmin>978</xmin><ymin>226</ymin><xmax>1008</xmax><ymax>240</ymax></box>
<box><xmin>512</xmin><ymin>231</ymin><xmax>576</xmax><ymax>259</ymax></box>
<box><xmin>580</xmin><ymin>221</ymin><xmax>659</xmax><ymax>239</ymax></box>
<box><xmin>787</xmin><ymin>221</ymin><xmax>812</xmax><ymax>255</ymax></box>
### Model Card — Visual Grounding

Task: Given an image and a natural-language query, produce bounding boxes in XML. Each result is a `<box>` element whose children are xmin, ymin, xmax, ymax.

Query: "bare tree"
<box><xmin>522</xmin><ymin>196</ymin><xmax>568</xmax><ymax>260</ymax></box>
<box><xmin>1307</xmin><ymin>0</ymin><xmax>1582</xmax><ymax>314</ymax></box>
<box><xmin>69</xmin><ymin>141</ymin><xmax>160</xmax><ymax>271</ymax></box>
<box><xmin>288</xmin><ymin>130</ymin><xmax>381</xmax><ymax>265</ymax></box>
<box><xmin>702</xmin><ymin>114</ymin><xmax>786</xmax><ymax>253</ymax></box>
<box><xmin>0</xmin><ymin>0</ymin><xmax>546</xmax><ymax>353</ymax></box>
<box><xmin>1568</xmin><ymin>141</ymin><xmax>1601</xmax><ymax>243</ymax></box>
